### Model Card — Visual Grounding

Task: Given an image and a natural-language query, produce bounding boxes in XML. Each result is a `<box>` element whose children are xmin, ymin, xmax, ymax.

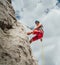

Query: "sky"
<box><xmin>12</xmin><ymin>0</ymin><xmax>60</xmax><ymax>65</ymax></box>
<box><xmin>58</xmin><ymin>0</ymin><xmax>60</xmax><ymax>2</ymax></box>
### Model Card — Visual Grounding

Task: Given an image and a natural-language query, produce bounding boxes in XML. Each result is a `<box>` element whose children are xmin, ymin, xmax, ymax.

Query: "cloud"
<box><xmin>41</xmin><ymin>9</ymin><xmax>60</xmax><ymax>38</ymax></box>
<box><xmin>12</xmin><ymin>0</ymin><xmax>58</xmax><ymax>26</ymax></box>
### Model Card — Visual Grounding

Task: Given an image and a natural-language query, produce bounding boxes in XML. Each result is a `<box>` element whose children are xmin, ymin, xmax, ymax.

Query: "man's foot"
<box><xmin>29</xmin><ymin>40</ymin><xmax>32</xmax><ymax>43</ymax></box>
<box><xmin>40</xmin><ymin>38</ymin><xmax>42</xmax><ymax>42</ymax></box>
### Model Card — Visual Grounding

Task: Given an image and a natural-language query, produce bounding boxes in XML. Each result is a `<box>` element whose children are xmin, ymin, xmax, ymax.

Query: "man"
<box><xmin>27</xmin><ymin>20</ymin><xmax>44</xmax><ymax>43</ymax></box>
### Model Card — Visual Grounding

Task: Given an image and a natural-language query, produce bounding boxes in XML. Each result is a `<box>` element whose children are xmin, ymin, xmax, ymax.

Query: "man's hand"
<box><xmin>27</xmin><ymin>32</ymin><xmax>32</xmax><ymax>35</ymax></box>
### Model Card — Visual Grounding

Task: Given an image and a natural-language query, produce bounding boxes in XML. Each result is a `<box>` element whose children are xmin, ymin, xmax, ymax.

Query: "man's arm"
<box><xmin>27</xmin><ymin>31</ymin><xmax>33</xmax><ymax>35</ymax></box>
<box><xmin>34</xmin><ymin>24</ymin><xmax>42</xmax><ymax>30</ymax></box>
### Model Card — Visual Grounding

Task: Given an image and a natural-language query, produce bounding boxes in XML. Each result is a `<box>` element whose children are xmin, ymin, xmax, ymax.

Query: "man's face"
<box><xmin>35</xmin><ymin>22</ymin><xmax>39</xmax><ymax>26</ymax></box>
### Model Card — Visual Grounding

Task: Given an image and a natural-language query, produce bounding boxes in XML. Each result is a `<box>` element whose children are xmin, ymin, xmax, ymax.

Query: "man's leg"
<box><xmin>29</xmin><ymin>33</ymin><xmax>43</xmax><ymax>43</ymax></box>
<box><xmin>28</xmin><ymin>30</ymin><xmax>44</xmax><ymax>43</ymax></box>
<box><xmin>29</xmin><ymin>35</ymin><xmax>38</xmax><ymax>43</ymax></box>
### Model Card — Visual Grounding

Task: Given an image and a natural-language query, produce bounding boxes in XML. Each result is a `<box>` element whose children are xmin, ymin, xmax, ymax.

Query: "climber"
<box><xmin>27</xmin><ymin>20</ymin><xmax>44</xmax><ymax>43</ymax></box>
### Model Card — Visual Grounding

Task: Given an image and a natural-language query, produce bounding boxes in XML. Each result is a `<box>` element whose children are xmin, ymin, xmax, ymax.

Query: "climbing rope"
<box><xmin>40</xmin><ymin>41</ymin><xmax>45</xmax><ymax>65</ymax></box>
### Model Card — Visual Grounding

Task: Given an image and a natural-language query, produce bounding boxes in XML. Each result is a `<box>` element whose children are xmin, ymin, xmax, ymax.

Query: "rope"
<box><xmin>40</xmin><ymin>41</ymin><xmax>45</xmax><ymax>65</ymax></box>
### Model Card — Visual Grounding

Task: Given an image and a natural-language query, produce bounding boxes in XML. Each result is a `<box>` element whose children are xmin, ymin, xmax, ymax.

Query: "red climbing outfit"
<box><xmin>31</xmin><ymin>29</ymin><xmax>44</xmax><ymax>42</ymax></box>
<box><xmin>30</xmin><ymin>24</ymin><xmax>44</xmax><ymax>42</ymax></box>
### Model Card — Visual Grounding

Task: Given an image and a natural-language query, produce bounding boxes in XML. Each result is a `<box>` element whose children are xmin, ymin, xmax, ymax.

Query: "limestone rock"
<box><xmin>7</xmin><ymin>0</ymin><xmax>11</xmax><ymax>3</ymax></box>
<box><xmin>0</xmin><ymin>0</ymin><xmax>38</xmax><ymax>65</ymax></box>
<box><xmin>0</xmin><ymin>0</ymin><xmax>16</xmax><ymax>30</ymax></box>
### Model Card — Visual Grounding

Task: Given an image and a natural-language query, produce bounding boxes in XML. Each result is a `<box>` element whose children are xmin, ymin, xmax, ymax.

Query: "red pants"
<box><xmin>31</xmin><ymin>30</ymin><xmax>44</xmax><ymax>42</ymax></box>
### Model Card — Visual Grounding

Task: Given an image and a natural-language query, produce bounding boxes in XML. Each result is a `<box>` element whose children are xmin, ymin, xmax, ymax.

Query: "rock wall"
<box><xmin>0</xmin><ymin>0</ymin><xmax>38</xmax><ymax>65</ymax></box>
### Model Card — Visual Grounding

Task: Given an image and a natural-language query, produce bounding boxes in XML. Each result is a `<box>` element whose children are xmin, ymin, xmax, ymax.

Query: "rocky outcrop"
<box><xmin>0</xmin><ymin>0</ymin><xmax>16</xmax><ymax>31</ymax></box>
<box><xmin>7</xmin><ymin>0</ymin><xmax>11</xmax><ymax>3</ymax></box>
<box><xmin>0</xmin><ymin>0</ymin><xmax>38</xmax><ymax>65</ymax></box>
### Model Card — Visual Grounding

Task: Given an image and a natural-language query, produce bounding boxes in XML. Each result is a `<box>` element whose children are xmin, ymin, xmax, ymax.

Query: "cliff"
<box><xmin>0</xmin><ymin>0</ymin><xmax>38</xmax><ymax>65</ymax></box>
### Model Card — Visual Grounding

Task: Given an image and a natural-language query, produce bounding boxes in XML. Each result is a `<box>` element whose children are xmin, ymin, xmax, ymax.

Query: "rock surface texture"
<box><xmin>0</xmin><ymin>0</ymin><xmax>38</xmax><ymax>65</ymax></box>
